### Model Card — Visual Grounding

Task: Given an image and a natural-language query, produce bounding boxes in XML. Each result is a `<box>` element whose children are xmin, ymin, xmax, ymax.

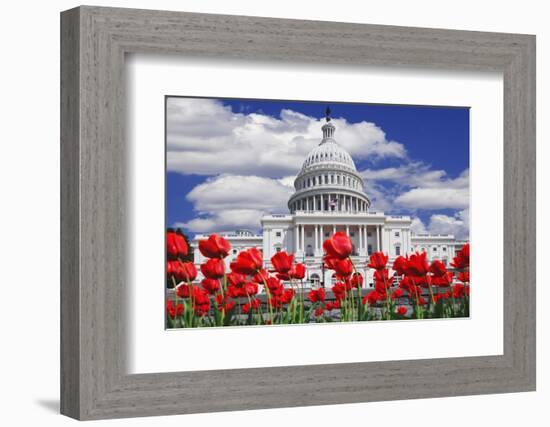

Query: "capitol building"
<box><xmin>193</xmin><ymin>111</ymin><xmax>467</xmax><ymax>288</ymax></box>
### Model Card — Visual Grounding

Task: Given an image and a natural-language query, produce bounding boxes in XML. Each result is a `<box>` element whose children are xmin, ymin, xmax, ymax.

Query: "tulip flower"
<box><xmin>201</xmin><ymin>278</ymin><xmax>221</xmax><ymax>294</ymax></box>
<box><xmin>368</xmin><ymin>252</ymin><xmax>389</xmax><ymax>270</ymax></box>
<box><xmin>323</xmin><ymin>231</ymin><xmax>353</xmax><ymax>259</ymax></box>
<box><xmin>290</xmin><ymin>263</ymin><xmax>306</xmax><ymax>280</ymax></box>
<box><xmin>200</xmin><ymin>258</ymin><xmax>225</xmax><ymax>279</ymax></box>
<box><xmin>198</xmin><ymin>234</ymin><xmax>231</xmax><ymax>259</ymax></box>
<box><xmin>230</xmin><ymin>248</ymin><xmax>263</xmax><ymax>275</ymax></box>
<box><xmin>429</xmin><ymin>259</ymin><xmax>447</xmax><ymax>277</ymax></box>
<box><xmin>308</xmin><ymin>288</ymin><xmax>326</xmax><ymax>303</ymax></box>
<box><xmin>166</xmin><ymin>230</ymin><xmax>188</xmax><ymax>259</ymax></box>
<box><xmin>166</xmin><ymin>300</ymin><xmax>184</xmax><ymax>318</ymax></box>
<box><xmin>452</xmin><ymin>244</ymin><xmax>470</xmax><ymax>269</ymax></box>
<box><xmin>271</xmin><ymin>251</ymin><xmax>294</xmax><ymax>273</ymax></box>
<box><xmin>392</xmin><ymin>256</ymin><xmax>409</xmax><ymax>276</ymax></box>
<box><xmin>396</xmin><ymin>306</ymin><xmax>407</xmax><ymax>316</ymax></box>
<box><xmin>405</xmin><ymin>252</ymin><xmax>429</xmax><ymax>277</ymax></box>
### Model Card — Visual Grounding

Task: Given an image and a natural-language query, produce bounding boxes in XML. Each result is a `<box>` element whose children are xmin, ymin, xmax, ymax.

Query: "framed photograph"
<box><xmin>61</xmin><ymin>6</ymin><xmax>536</xmax><ymax>420</ymax></box>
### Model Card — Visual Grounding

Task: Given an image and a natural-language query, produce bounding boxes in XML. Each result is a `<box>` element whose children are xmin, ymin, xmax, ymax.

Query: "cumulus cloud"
<box><xmin>394</xmin><ymin>187</ymin><xmax>469</xmax><ymax>210</ymax></box>
<box><xmin>175</xmin><ymin>174</ymin><xmax>294</xmax><ymax>233</ymax></box>
<box><xmin>411</xmin><ymin>209</ymin><xmax>470</xmax><ymax>239</ymax></box>
<box><xmin>361</xmin><ymin>165</ymin><xmax>469</xmax><ymax>211</ymax></box>
<box><xmin>167</xmin><ymin>98</ymin><xmax>406</xmax><ymax>178</ymax></box>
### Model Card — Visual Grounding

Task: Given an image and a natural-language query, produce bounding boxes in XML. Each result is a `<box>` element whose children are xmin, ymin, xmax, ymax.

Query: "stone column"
<box><xmin>333</xmin><ymin>224</ymin><xmax>336</xmax><ymax>234</ymax></box>
<box><xmin>300</xmin><ymin>225</ymin><xmax>305</xmax><ymax>252</ymax></box>
<box><xmin>320</xmin><ymin>225</ymin><xmax>324</xmax><ymax>248</ymax></box>
<box><xmin>376</xmin><ymin>225</ymin><xmax>381</xmax><ymax>252</ymax></box>
<box><xmin>294</xmin><ymin>224</ymin><xmax>299</xmax><ymax>253</ymax></box>
<box><xmin>359</xmin><ymin>225</ymin><xmax>363</xmax><ymax>253</ymax></box>
<box><xmin>314</xmin><ymin>225</ymin><xmax>319</xmax><ymax>252</ymax></box>
<box><xmin>345</xmin><ymin>224</ymin><xmax>349</xmax><ymax>236</ymax></box>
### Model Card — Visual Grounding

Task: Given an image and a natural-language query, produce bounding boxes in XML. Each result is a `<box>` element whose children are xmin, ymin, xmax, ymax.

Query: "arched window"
<box><xmin>306</xmin><ymin>244</ymin><xmax>313</xmax><ymax>257</ymax></box>
<box><xmin>310</xmin><ymin>273</ymin><xmax>320</xmax><ymax>286</ymax></box>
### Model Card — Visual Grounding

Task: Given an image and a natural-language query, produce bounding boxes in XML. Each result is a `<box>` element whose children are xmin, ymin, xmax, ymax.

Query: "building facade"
<box><xmin>193</xmin><ymin>112</ymin><xmax>467</xmax><ymax>288</ymax></box>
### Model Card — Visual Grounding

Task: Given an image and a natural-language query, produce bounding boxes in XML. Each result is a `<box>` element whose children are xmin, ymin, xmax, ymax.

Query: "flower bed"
<box><xmin>166</xmin><ymin>230</ymin><xmax>470</xmax><ymax>328</ymax></box>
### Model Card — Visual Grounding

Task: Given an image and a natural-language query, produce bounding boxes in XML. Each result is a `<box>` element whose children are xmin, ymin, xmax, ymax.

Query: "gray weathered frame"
<box><xmin>60</xmin><ymin>5</ymin><xmax>536</xmax><ymax>420</ymax></box>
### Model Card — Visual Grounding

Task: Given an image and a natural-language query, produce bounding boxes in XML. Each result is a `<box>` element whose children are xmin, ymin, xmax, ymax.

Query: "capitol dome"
<box><xmin>288</xmin><ymin>110</ymin><xmax>371</xmax><ymax>214</ymax></box>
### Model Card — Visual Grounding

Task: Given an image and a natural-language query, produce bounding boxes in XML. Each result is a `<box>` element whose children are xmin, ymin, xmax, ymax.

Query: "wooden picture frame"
<box><xmin>60</xmin><ymin>5</ymin><xmax>536</xmax><ymax>420</ymax></box>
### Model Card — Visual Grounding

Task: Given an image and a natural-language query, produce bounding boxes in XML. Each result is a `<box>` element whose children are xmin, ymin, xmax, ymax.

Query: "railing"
<box><xmin>294</xmin><ymin>210</ymin><xmax>385</xmax><ymax>216</ymax></box>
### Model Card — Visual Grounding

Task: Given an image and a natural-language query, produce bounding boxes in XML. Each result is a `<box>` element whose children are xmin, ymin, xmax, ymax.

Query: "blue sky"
<box><xmin>166</xmin><ymin>97</ymin><xmax>470</xmax><ymax>240</ymax></box>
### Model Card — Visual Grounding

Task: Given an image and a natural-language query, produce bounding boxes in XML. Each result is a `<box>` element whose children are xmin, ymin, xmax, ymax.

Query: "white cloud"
<box><xmin>167</xmin><ymin>98</ymin><xmax>406</xmax><ymax>178</ymax></box>
<box><xmin>175</xmin><ymin>174</ymin><xmax>294</xmax><ymax>233</ymax></box>
<box><xmin>361</xmin><ymin>165</ymin><xmax>469</xmax><ymax>211</ymax></box>
<box><xmin>411</xmin><ymin>217</ymin><xmax>427</xmax><ymax>234</ymax></box>
<box><xmin>411</xmin><ymin>209</ymin><xmax>470</xmax><ymax>240</ymax></box>
<box><xmin>394</xmin><ymin>187</ymin><xmax>469</xmax><ymax>210</ymax></box>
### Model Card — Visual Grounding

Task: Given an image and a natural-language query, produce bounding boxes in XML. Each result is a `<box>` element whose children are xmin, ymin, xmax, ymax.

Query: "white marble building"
<box><xmin>193</xmin><ymin>113</ymin><xmax>467</xmax><ymax>288</ymax></box>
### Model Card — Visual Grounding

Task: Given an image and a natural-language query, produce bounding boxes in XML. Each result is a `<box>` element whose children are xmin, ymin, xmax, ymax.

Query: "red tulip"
<box><xmin>215</xmin><ymin>294</ymin><xmax>235</xmax><ymax>312</ymax></box>
<box><xmin>374</xmin><ymin>269</ymin><xmax>393</xmax><ymax>289</ymax></box>
<box><xmin>201</xmin><ymin>278</ymin><xmax>220</xmax><ymax>294</ymax></box>
<box><xmin>331</xmin><ymin>282</ymin><xmax>347</xmax><ymax>301</ymax></box>
<box><xmin>230</xmin><ymin>248</ymin><xmax>263</xmax><ymax>275</ymax></box>
<box><xmin>406</xmin><ymin>252</ymin><xmax>429</xmax><ymax>277</ymax></box>
<box><xmin>452</xmin><ymin>244</ymin><xmax>470</xmax><ymax>269</ymax></box>
<box><xmin>392</xmin><ymin>288</ymin><xmax>404</xmax><ymax>299</ymax></box>
<box><xmin>192</xmin><ymin>287</ymin><xmax>211</xmax><ymax>315</ymax></box>
<box><xmin>429</xmin><ymin>259</ymin><xmax>447</xmax><ymax>277</ymax></box>
<box><xmin>176</xmin><ymin>261</ymin><xmax>197</xmax><ymax>282</ymax></box>
<box><xmin>281</xmin><ymin>289</ymin><xmax>295</xmax><ymax>304</ymax></box>
<box><xmin>271</xmin><ymin>251</ymin><xmax>294</xmax><ymax>273</ymax></box>
<box><xmin>227</xmin><ymin>271</ymin><xmax>247</xmax><ymax>287</ymax></box>
<box><xmin>349</xmin><ymin>273</ymin><xmax>364</xmax><ymax>288</ymax></box>
<box><xmin>308</xmin><ymin>288</ymin><xmax>326</xmax><ymax>303</ymax></box>
<box><xmin>433</xmin><ymin>271</ymin><xmax>454</xmax><ymax>287</ymax></box>
<box><xmin>253</xmin><ymin>268</ymin><xmax>269</xmax><ymax>283</ymax></box>
<box><xmin>244</xmin><ymin>281</ymin><xmax>259</xmax><ymax>296</ymax></box>
<box><xmin>166</xmin><ymin>230</ymin><xmax>188</xmax><ymax>259</ymax></box>
<box><xmin>323</xmin><ymin>254</ymin><xmax>340</xmax><ymax>270</ymax></box>
<box><xmin>175</xmin><ymin>283</ymin><xmax>195</xmax><ymax>298</ymax></box>
<box><xmin>323</xmin><ymin>231</ymin><xmax>353</xmax><ymax>259</ymax></box>
<box><xmin>166</xmin><ymin>300</ymin><xmax>184</xmax><ymax>318</ymax></box>
<box><xmin>265</xmin><ymin>276</ymin><xmax>284</xmax><ymax>296</ymax></box>
<box><xmin>392</xmin><ymin>256</ymin><xmax>409</xmax><ymax>276</ymax></box>
<box><xmin>242</xmin><ymin>298</ymin><xmax>261</xmax><ymax>314</ymax></box>
<box><xmin>364</xmin><ymin>290</ymin><xmax>384</xmax><ymax>306</ymax></box>
<box><xmin>457</xmin><ymin>271</ymin><xmax>470</xmax><ymax>283</ymax></box>
<box><xmin>200</xmin><ymin>258</ymin><xmax>225</xmax><ymax>279</ymax></box>
<box><xmin>333</xmin><ymin>258</ymin><xmax>354</xmax><ymax>279</ymax></box>
<box><xmin>368</xmin><ymin>252</ymin><xmax>388</xmax><ymax>270</ymax></box>
<box><xmin>396</xmin><ymin>306</ymin><xmax>407</xmax><ymax>316</ymax></box>
<box><xmin>198</xmin><ymin>234</ymin><xmax>231</xmax><ymax>258</ymax></box>
<box><xmin>314</xmin><ymin>307</ymin><xmax>324</xmax><ymax>317</ymax></box>
<box><xmin>290</xmin><ymin>263</ymin><xmax>306</xmax><ymax>279</ymax></box>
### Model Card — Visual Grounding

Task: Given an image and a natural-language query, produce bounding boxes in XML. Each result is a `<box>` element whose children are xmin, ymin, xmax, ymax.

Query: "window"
<box><xmin>394</xmin><ymin>231</ymin><xmax>400</xmax><ymax>237</ymax></box>
<box><xmin>276</xmin><ymin>247</ymin><xmax>281</xmax><ymax>252</ymax></box>
<box><xmin>310</xmin><ymin>273</ymin><xmax>320</xmax><ymax>285</ymax></box>
<box><xmin>232</xmin><ymin>249</ymin><xmax>237</xmax><ymax>254</ymax></box>
<box><xmin>368</xmin><ymin>244</ymin><xmax>373</xmax><ymax>254</ymax></box>
<box><xmin>442</xmin><ymin>247</ymin><xmax>447</xmax><ymax>252</ymax></box>
<box><xmin>325</xmin><ymin>232</ymin><xmax>330</xmax><ymax>237</ymax></box>
<box><xmin>350</xmin><ymin>232</ymin><xmax>355</xmax><ymax>237</ymax></box>
<box><xmin>367</xmin><ymin>232</ymin><xmax>372</xmax><ymax>237</ymax></box>
<box><xmin>395</xmin><ymin>245</ymin><xmax>401</xmax><ymax>256</ymax></box>
<box><xmin>433</xmin><ymin>246</ymin><xmax>437</xmax><ymax>251</ymax></box>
